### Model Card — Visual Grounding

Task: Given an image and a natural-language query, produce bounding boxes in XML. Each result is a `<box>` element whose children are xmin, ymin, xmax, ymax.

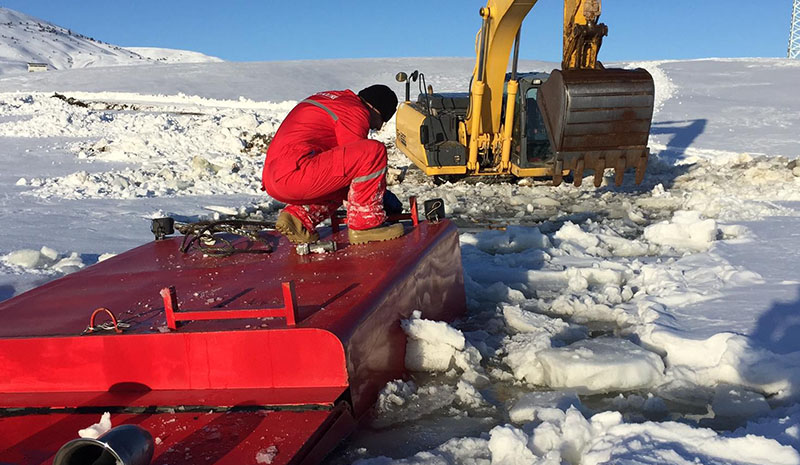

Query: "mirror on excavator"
<box><xmin>394</xmin><ymin>0</ymin><xmax>655</xmax><ymax>187</ymax></box>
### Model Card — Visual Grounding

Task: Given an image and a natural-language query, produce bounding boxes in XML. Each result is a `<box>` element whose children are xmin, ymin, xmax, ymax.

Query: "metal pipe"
<box><xmin>54</xmin><ymin>425</ymin><xmax>154</xmax><ymax>465</ymax></box>
<box><xmin>500</xmin><ymin>79</ymin><xmax>518</xmax><ymax>170</ymax></box>
<box><xmin>468</xmin><ymin>8</ymin><xmax>491</xmax><ymax>172</ymax></box>
<box><xmin>476</xmin><ymin>8</ymin><xmax>490</xmax><ymax>82</ymax></box>
<box><xmin>500</xmin><ymin>29</ymin><xmax>522</xmax><ymax>170</ymax></box>
<box><xmin>511</xmin><ymin>29</ymin><xmax>521</xmax><ymax>81</ymax></box>
<box><xmin>467</xmin><ymin>80</ymin><xmax>485</xmax><ymax>171</ymax></box>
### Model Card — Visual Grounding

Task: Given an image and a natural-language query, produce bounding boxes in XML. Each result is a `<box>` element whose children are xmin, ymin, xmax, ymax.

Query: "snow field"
<box><xmin>0</xmin><ymin>92</ymin><xmax>294</xmax><ymax>199</ymax></box>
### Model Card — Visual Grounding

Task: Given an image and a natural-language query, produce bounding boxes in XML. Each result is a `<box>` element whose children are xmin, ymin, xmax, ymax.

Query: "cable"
<box><xmin>176</xmin><ymin>219</ymin><xmax>274</xmax><ymax>257</ymax></box>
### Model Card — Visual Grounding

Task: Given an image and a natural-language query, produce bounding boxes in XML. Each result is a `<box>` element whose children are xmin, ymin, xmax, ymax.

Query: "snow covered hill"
<box><xmin>0</xmin><ymin>52</ymin><xmax>799</xmax><ymax>464</ymax></box>
<box><xmin>0</xmin><ymin>7</ymin><xmax>221</xmax><ymax>76</ymax></box>
<box><xmin>126</xmin><ymin>46</ymin><xmax>223</xmax><ymax>64</ymax></box>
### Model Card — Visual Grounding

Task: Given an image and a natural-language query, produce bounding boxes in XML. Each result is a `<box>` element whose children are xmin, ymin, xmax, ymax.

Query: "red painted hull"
<box><xmin>0</xmin><ymin>220</ymin><xmax>465</xmax><ymax>465</ymax></box>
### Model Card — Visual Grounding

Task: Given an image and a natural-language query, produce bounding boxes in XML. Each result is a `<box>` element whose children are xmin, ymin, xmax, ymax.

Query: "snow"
<box><xmin>581</xmin><ymin>417</ymin><xmax>800</xmax><ymax>465</ymax></box>
<box><xmin>643</xmin><ymin>210</ymin><xmax>719</xmax><ymax>252</ymax></box>
<box><xmin>126</xmin><ymin>47</ymin><xmax>223</xmax><ymax>64</ymax></box>
<box><xmin>256</xmin><ymin>445</ymin><xmax>279</xmax><ymax>464</ymax></box>
<box><xmin>0</xmin><ymin>8</ymin><xmax>147</xmax><ymax>75</ymax></box>
<box><xmin>77</xmin><ymin>412</ymin><xmax>112</xmax><ymax>439</ymax></box>
<box><xmin>402</xmin><ymin>310</ymin><xmax>467</xmax><ymax>372</ymax></box>
<box><xmin>1</xmin><ymin>7</ymin><xmax>800</xmax><ymax>464</ymax></box>
<box><xmin>0</xmin><ymin>8</ymin><xmax>221</xmax><ymax>77</ymax></box>
<box><xmin>536</xmin><ymin>338</ymin><xmax>666</xmax><ymax>394</ymax></box>
<box><xmin>2</xmin><ymin>246</ymin><xmax>86</xmax><ymax>274</ymax></box>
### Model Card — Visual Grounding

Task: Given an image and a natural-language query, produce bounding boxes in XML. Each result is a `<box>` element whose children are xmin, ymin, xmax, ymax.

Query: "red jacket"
<box><xmin>263</xmin><ymin>90</ymin><xmax>371</xmax><ymax>184</ymax></box>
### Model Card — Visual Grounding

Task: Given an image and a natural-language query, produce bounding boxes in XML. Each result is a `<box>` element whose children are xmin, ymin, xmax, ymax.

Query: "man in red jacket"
<box><xmin>262</xmin><ymin>84</ymin><xmax>402</xmax><ymax>245</ymax></box>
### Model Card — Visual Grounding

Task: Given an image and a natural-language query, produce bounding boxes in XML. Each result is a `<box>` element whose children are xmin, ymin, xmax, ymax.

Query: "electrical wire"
<box><xmin>176</xmin><ymin>219</ymin><xmax>274</xmax><ymax>257</ymax></box>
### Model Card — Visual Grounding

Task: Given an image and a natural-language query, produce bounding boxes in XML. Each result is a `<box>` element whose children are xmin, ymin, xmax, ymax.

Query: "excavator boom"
<box><xmin>562</xmin><ymin>0</ymin><xmax>605</xmax><ymax>70</ymax></box>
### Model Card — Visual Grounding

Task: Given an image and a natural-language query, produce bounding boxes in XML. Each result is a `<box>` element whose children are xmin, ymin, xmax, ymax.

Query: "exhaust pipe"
<box><xmin>53</xmin><ymin>424</ymin><xmax>154</xmax><ymax>465</ymax></box>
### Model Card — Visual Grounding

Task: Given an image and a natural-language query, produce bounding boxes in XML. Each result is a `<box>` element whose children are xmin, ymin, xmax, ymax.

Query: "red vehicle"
<box><xmin>0</xmin><ymin>205</ymin><xmax>465</xmax><ymax>465</ymax></box>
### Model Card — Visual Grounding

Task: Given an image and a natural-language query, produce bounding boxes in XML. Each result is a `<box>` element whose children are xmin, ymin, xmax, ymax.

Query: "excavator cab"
<box><xmin>511</xmin><ymin>73</ymin><xmax>554</xmax><ymax>170</ymax></box>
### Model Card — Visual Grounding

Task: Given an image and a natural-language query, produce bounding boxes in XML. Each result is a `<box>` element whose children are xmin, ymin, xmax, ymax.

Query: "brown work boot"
<box><xmin>348</xmin><ymin>223</ymin><xmax>404</xmax><ymax>245</ymax></box>
<box><xmin>275</xmin><ymin>211</ymin><xmax>319</xmax><ymax>244</ymax></box>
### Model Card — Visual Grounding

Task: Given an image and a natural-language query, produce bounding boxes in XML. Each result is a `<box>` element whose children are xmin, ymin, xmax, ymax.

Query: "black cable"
<box><xmin>176</xmin><ymin>219</ymin><xmax>274</xmax><ymax>257</ymax></box>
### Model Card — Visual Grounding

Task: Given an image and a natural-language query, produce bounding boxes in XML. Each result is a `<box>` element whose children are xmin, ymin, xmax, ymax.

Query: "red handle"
<box><xmin>87</xmin><ymin>307</ymin><xmax>123</xmax><ymax>334</ymax></box>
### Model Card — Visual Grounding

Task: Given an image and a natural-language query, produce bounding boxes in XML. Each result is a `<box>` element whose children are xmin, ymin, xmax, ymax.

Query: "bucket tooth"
<box><xmin>614</xmin><ymin>156</ymin><xmax>626</xmax><ymax>186</ymax></box>
<box><xmin>594</xmin><ymin>158</ymin><xmax>605</xmax><ymax>187</ymax></box>
<box><xmin>635</xmin><ymin>150</ymin><xmax>649</xmax><ymax>185</ymax></box>
<box><xmin>552</xmin><ymin>159</ymin><xmax>564</xmax><ymax>186</ymax></box>
<box><xmin>573</xmin><ymin>159</ymin><xmax>584</xmax><ymax>187</ymax></box>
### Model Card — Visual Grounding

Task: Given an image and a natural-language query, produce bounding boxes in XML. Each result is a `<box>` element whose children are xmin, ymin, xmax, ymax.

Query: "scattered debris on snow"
<box><xmin>255</xmin><ymin>445</ymin><xmax>278</xmax><ymax>464</ymax></box>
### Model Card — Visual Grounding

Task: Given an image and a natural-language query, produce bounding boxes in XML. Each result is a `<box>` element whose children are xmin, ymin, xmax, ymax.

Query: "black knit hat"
<box><xmin>358</xmin><ymin>84</ymin><xmax>398</xmax><ymax>122</ymax></box>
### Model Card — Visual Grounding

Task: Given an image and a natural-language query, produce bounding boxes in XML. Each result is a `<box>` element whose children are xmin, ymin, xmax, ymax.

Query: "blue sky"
<box><xmin>2</xmin><ymin>1</ymin><xmax>794</xmax><ymax>62</ymax></box>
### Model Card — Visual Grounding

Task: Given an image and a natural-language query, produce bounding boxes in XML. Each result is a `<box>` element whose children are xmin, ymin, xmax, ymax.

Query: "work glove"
<box><xmin>383</xmin><ymin>190</ymin><xmax>404</xmax><ymax>215</ymax></box>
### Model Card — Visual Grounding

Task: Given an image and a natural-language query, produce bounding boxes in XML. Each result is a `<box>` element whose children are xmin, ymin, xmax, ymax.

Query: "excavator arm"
<box><xmin>464</xmin><ymin>0</ymin><xmax>655</xmax><ymax>185</ymax></box>
<box><xmin>562</xmin><ymin>0</ymin><xmax>606</xmax><ymax>70</ymax></box>
<box><xmin>465</xmin><ymin>0</ymin><xmax>607</xmax><ymax>136</ymax></box>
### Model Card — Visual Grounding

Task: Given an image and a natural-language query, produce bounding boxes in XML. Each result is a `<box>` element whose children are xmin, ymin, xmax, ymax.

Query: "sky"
<box><xmin>0</xmin><ymin>0</ymin><xmax>794</xmax><ymax>62</ymax></box>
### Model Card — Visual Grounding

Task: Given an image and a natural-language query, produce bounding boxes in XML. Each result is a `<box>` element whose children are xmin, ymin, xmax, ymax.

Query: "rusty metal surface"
<box><xmin>537</xmin><ymin>68</ymin><xmax>655</xmax><ymax>185</ymax></box>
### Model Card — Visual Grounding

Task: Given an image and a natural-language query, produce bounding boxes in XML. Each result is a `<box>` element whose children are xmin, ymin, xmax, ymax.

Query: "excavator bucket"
<box><xmin>537</xmin><ymin>68</ymin><xmax>655</xmax><ymax>186</ymax></box>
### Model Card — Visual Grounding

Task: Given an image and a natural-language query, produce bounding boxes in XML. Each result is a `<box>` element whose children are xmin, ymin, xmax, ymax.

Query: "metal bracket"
<box><xmin>160</xmin><ymin>281</ymin><xmax>298</xmax><ymax>330</ymax></box>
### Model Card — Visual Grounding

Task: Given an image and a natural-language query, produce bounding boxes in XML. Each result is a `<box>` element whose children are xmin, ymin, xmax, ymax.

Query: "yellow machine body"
<box><xmin>396</xmin><ymin>0</ymin><xmax>655</xmax><ymax>186</ymax></box>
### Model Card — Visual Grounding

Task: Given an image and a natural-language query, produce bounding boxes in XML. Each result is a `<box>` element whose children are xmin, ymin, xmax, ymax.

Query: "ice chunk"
<box><xmin>373</xmin><ymin>380</ymin><xmax>457</xmax><ymax>428</ymax></box>
<box><xmin>460</xmin><ymin>226</ymin><xmax>550</xmax><ymax>255</ymax></box>
<box><xmin>644</xmin><ymin>210</ymin><xmax>718</xmax><ymax>252</ymax></box>
<box><xmin>402</xmin><ymin>310</ymin><xmax>465</xmax><ymax>372</ymax></box>
<box><xmin>52</xmin><ymin>252</ymin><xmax>85</xmax><ymax>274</ymax></box>
<box><xmin>97</xmin><ymin>253</ymin><xmax>117</xmax><ymax>262</ymax></box>
<box><xmin>537</xmin><ymin>338</ymin><xmax>665</xmax><ymax>393</ymax></box>
<box><xmin>488</xmin><ymin>425</ymin><xmax>536</xmax><ymax>465</ymax></box>
<box><xmin>508</xmin><ymin>391</ymin><xmax>582</xmax><ymax>424</ymax></box>
<box><xmin>503</xmin><ymin>330</ymin><xmax>554</xmax><ymax>385</ymax></box>
<box><xmin>204</xmin><ymin>205</ymin><xmax>238</xmax><ymax>216</ymax></box>
<box><xmin>528</xmin><ymin>406</ymin><xmax>595</xmax><ymax>463</ymax></box>
<box><xmin>554</xmin><ymin>222</ymin><xmax>600</xmax><ymax>249</ymax></box>
<box><xmin>503</xmin><ymin>305</ymin><xmax>586</xmax><ymax>342</ymax></box>
<box><xmin>39</xmin><ymin>246</ymin><xmax>59</xmax><ymax>262</ymax></box>
<box><xmin>4</xmin><ymin>248</ymin><xmax>55</xmax><ymax>269</ymax></box>
<box><xmin>4</xmin><ymin>249</ymin><xmax>45</xmax><ymax>268</ymax></box>
<box><xmin>455</xmin><ymin>379</ymin><xmax>488</xmax><ymax>409</ymax></box>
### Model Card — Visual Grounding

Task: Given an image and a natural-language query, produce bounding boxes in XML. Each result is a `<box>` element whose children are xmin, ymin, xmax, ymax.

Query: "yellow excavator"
<box><xmin>395</xmin><ymin>0</ymin><xmax>655</xmax><ymax>187</ymax></box>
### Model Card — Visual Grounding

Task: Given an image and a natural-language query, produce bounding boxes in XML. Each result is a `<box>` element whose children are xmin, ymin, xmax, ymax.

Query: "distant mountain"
<box><xmin>126</xmin><ymin>47</ymin><xmax>223</xmax><ymax>64</ymax></box>
<box><xmin>0</xmin><ymin>7</ymin><xmax>222</xmax><ymax>75</ymax></box>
